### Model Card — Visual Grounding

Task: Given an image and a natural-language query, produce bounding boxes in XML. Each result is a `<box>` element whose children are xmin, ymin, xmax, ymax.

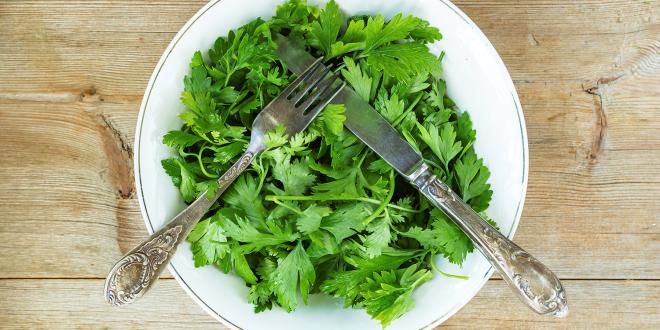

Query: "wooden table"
<box><xmin>1</xmin><ymin>0</ymin><xmax>658</xmax><ymax>328</ymax></box>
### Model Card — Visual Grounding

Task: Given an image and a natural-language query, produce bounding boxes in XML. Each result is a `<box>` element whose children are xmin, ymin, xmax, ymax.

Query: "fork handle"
<box><xmin>104</xmin><ymin>151</ymin><xmax>255</xmax><ymax>306</ymax></box>
<box><xmin>410</xmin><ymin>164</ymin><xmax>568</xmax><ymax>317</ymax></box>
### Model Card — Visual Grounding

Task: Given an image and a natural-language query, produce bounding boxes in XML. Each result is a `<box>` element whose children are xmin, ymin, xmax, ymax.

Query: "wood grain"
<box><xmin>0</xmin><ymin>279</ymin><xmax>658</xmax><ymax>329</ymax></box>
<box><xmin>0</xmin><ymin>0</ymin><xmax>658</xmax><ymax>328</ymax></box>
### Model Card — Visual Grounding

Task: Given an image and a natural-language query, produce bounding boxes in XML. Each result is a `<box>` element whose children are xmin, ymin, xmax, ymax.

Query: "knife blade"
<box><xmin>275</xmin><ymin>34</ymin><xmax>423</xmax><ymax>178</ymax></box>
<box><xmin>275</xmin><ymin>33</ymin><xmax>568</xmax><ymax>318</ymax></box>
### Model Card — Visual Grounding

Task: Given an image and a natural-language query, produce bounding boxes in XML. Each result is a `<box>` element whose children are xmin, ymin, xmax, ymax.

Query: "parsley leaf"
<box><xmin>366</xmin><ymin>42</ymin><xmax>441</xmax><ymax>80</ymax></box>
<box><xmin>296</xmin><ymin>204</ymin><xmax>332</xmax><ymax>234</ymax></box>
<box><xmin>162</xmin><ymin>130</ymin><xmax>204</xmax><ymax>148</ymax></box>
<box><xmin>188</xmin><ymin>216</ymin><xmax>230</xmax><ymax>267</ymax></box>
<box><xmin>360</xmin><ymin>265</ymin><xmax>433</xmax><ymax>327</ymax></box>
<box><xmin>319</xmin><ymin>104</ymin><xmax>346</xmax><ymax>135</ymax></box>
<box><xmin>272</xmin><ymin>242</ymin><xmax>316</xmax><ymax>311</ymax></box>
<box><xmin>308</xmin><ymin>0</ymin><xmax>343</xmax><ymax>56</ymax></box>
<box><xmin>417</xmin><ymin>122</ymin><xmax>463</xmax><ymax>170</ymax></box>
<box><xmin>341</xmin><ymin>57</ymin><xmax>372</xmax><ymax>102</ymax></box>
<box><xmin>363</xmin><ymin>14</ymin><xmax>423</xmax><ymax>52</ymax></box>
<box><xmin>454</xmin><ymin>152</ymin><xmax>491</xmax><ymax>203</ymax></box>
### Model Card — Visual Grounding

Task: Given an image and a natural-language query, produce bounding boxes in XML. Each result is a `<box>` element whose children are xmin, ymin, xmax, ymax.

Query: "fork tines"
<box><xmin>282</xmin><ymin>58</ymin><xmax>345</xmax><ymax>117</ymax></box>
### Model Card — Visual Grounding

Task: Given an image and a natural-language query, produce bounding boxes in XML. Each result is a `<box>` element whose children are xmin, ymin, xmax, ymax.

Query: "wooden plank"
<box><xmin>0</xmin><ymin>279</ymin><xmax>220</xmax><ymax>329</ymax></box>
<box><xmin>445</xmin><ymin>279</ymin><xmax>660</xmax><ymax>329</ymax></box>
<box><xmin>0</xmin><ymin>279</ymin><xmax>657</xmax><ymax>329</ymax></box>
<box><xmin>1</xmin><ymin>65</ymin><xmax>659</xmax><ymax>279</ymax></box>
<box><xmin>0</xmin><ymin>99</ymin><xmax>145</xmax><ymax>278</ymax></box>
<box><xmin>0</xmin><ymin>1</ymin><xmax>657</xmax><ymax>95</ymax></box>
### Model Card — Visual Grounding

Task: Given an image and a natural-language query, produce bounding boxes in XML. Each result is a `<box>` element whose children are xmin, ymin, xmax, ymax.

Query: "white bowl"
<box><xmin>134</xmin><ymin>0</ymin><xmax>528</xmax><ymax>328</ymax></box>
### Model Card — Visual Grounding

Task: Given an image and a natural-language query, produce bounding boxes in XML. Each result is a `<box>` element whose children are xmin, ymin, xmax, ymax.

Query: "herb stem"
<box><xmin>197</xmin><ymin>145</ymin><xmax>219</xmax><ymax>178</ymax></box>
<box><xmin>362</xmin><ymin>170</ymin><xmax>395</xmax><ymax>225</ymax></box>
<box><xmin>271</xmin><ymin>199</ymin><xmax>303</xmax><ymax>215</ymax></box>
<box><xmin>430</xmin><ymin>253</ymin><xmax>469</xmax><ymax>280</ymax></box>
<box><xmin>392</xmin><ymin>92</ymin><xmax>423</xmax><ymax>128</ymax></box>
<box><xmin>178</xmin><ymin>147</ymin><xmax>196</xmax><ymax>159</ymax></box>
<box><xmin>265</xmin><ymin>194</ymin><xmax>421</xmax><ymax>213</ymax></box>
<box><xmin>424</xmin><ymin>159</ymin><xmax>443</xmax><ymax>170</ymax></box>
<box><xmin>255</xmin><ymin>162</ymin><xmax>267</xmax><ymax>194</ymax></box>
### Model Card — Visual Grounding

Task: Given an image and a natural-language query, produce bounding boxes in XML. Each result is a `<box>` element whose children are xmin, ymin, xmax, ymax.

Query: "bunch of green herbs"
<box><xmin>161</xmin><ymin>0</ymin><xmax>496</xmax><ymax>326</ymax></box>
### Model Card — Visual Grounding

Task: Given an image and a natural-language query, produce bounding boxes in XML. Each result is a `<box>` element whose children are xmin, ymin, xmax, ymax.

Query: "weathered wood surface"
<box><xmin>0</xmin><ymin>0</ymin><xmax>658</xmax><ymax>328</ymax></box>
<box><xmin>0</xmin><ymin>279</ymin><xmax>658</xmax><ymax>329</ymax></box>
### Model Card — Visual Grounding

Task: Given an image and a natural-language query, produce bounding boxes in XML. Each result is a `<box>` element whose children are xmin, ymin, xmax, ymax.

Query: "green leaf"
<box><xmin>264</xmin><ymin>124</ymin><xmax>288</xmax><ymax>149</ymax></box>
<box><xmin>409</xmin><ymin>20</ymin><xmax>443</xmax><ymax>42</ymax></box>
<box><xmin>363</xmin><ymin>217</ymin><xmax>392</xmax><ymax>258</ymax></box>
<box><xmin>296</xmin><ymin>204</ymin><xmax>332</xmax><ymax>234</ymax></box>
<box><xmin>270</xmin><ymin>154</ymin><xmax>316</xmax><ymax>195</ymax></box>
<box><xmin>176</xmin><ymin>159</ymin><xmax>197</xmax><ymax>202</ymax></box>
<box><xmin>391</xmin><ymin>74</ymin><xmax>430</xmax><ymax>97</ymax></box>
<box><xmin>161</xmin><ymin>158</ymin><xmax>182</xmax><ymax>187</ymax></box>
<box><xmin>469</xmin><ymin>189</ymin><xmax>493</xmax><ymax>213</ymax></box>
<box><xmin>360</xmin><ymin>265</ymin><xmax>433</xmax><ymax>327</ymax></box>
<box><xmin>319</xmin><ymin>104</ymin><xmax>346</xmax><ymax>135</ymax></box>
<box><xmin>307</xmin><ymin>230</ymin><xmax>341</xmax><ymax>259</ymax></box>
<box><xmin>233</xmin><ymin>249</ymin><xmax>258</xmax><ymax>285</ymax></box>
<box><xmin>367</xmin><ymin>159</ymin><xmax>393</xmax><ymax>174</ymax></box>
<box><xmin>456</xmin><ymin>111</ymin><xmax>477</xmax><ymax>145</ymax></box>
<box><xmin>363</xmin><ymin>14</ymin><xmax>422</xmax><ymax>52</ymax></box>
<box><xmin>272</xmin><ymin>242</ymin><xmax>316</xmax><ymax>311</ymax></box>
<box><xmin>342</xmin><ymin>18</ymin><xmax>366</xmax><ymax>41</ymax></box>
<box><xmin>187</xmin><ymin>216</ymin><xmax>230</xmax><ymax>267</ymax></box>
<box><xmin>366</xmin><ymin>42</ymin><xmax>441</xmax><ymax>80</ymax></box>
<box><xmin>340</xmin><ymin>57</ymin><xmax>372</xmax><ymax>102</ymax></box>
<box><xmin>432</xmin><ymin>211</ymin><xmax>473</xmax><ymax>264</ymax></box>
<box><xmin>401</xmin><ymin>209</ymin><xmax>474</xmax><ymax>265</ymax></box>
<box><xmin>320</xmin><ymin>252</ymin><xmax>417</xmax><ymax>306</ymax></box>
<box><xmin>320</xmin><ymin>203</ymin><xmax>369</xmax><ymax>241</ymax></box>
<box><xmin>196</xmin><ymin>179</ymin><xmax>219</xmax><ymax>199</ymax></box>
<box><xmin>454</xmin><ymin>152</ymin><xmax>491</xmax><ymax>202</ymax></box>
<box><xmin>222</xmin><ymin>174</ymin><xmax>267</xmax><ymax>221</ymax></box>
<box><xmin>375</xmin><ymin>91</ymin><xmax>405</xmax><ymax>124</ymax></box>
<box><xmin>220</xmin><ymin>214</ymin><xmax>298</xmax><ymax>253</ymax></box>
<box><xmin>416</xmin><ymin>122</ymin><xmax>462</xmax><ymax>169</ymax></box>
<box><xmin>247</xmin><ymin>281</ymin><xmax>275</xmax><ymax>313</ymax></box>
<box><xmin>215</xmin><ymin>86</ymin><xmax>240</xmax><ymax>104</ymax></box>
<box><xmin>427</xmin><ymin>79</ymin><xmax>446</xmax><ymax>110</ymax></box>
<box><xmin>308</xmin><ymin>0</ymin><xmax>343</xmax><ymax>56</ymax></box>
<box><xmin>329</xmin><ymin>19</ymin><xmax>367</xmax><ymax>58</ymax></box>
<box><xmin>211</xmin><ymin>141</ymin><xmax>245</xmax><ymax>164</ymax></box>
<box><xmin>163</xmin><ymin>131</ymin><xmax>203</xmax><ymax>148</ymax></box>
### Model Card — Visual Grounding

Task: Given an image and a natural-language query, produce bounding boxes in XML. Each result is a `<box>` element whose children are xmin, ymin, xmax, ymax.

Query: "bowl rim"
<box><xmin>133</xmin><ymin>0</ymin><xmax>529</xmax><ymax>328</ymax></box>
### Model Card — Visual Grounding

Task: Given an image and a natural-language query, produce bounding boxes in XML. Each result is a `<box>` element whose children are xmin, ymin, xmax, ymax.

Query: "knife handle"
<box><xmin>409</xmin><ymin>164</ymin><xmax>568</xmax><ymax>317</ymax></box>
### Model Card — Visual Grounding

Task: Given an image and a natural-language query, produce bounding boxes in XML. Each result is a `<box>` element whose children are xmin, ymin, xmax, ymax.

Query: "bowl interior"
<box><xmin>135</xmin><ymin>0</ymin><xmax>528</xmax><ymax>329</ymax></box>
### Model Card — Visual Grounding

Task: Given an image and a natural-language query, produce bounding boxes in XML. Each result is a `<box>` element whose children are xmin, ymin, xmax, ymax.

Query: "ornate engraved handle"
<box><xmin>104</xmin><ymin>151</ymin><xmax>255</xmax><ymax>306</ymax></box>
<box><xmin>409</xmin><ymin>164</ymin><xmax>568</xmax><ymax>317</ymax></box>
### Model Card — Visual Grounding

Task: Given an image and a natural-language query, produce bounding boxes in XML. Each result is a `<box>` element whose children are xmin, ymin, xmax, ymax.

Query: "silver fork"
<box><xmin>104</xmin><ymin>58</ymin><xmax>344</xmax><ymax>306</ymax></box>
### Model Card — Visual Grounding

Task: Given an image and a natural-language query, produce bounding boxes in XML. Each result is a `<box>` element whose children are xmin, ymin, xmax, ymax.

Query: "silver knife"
<box><xmin>275</xmin><ymin>34</ymin><xmax>568</xmax><ymax>317</ymax></box>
